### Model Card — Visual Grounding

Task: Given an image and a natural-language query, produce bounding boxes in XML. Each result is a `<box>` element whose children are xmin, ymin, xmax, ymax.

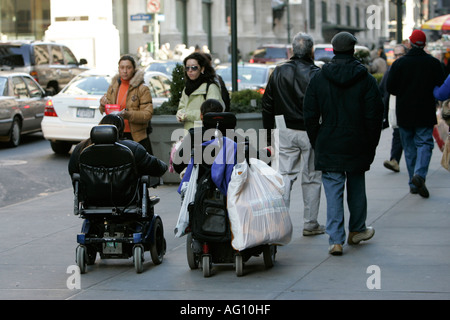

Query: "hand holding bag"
<box><xmin>227</xmin><ymin>158</ymin><xmax>292</xmax><ymax>251</ymax></box>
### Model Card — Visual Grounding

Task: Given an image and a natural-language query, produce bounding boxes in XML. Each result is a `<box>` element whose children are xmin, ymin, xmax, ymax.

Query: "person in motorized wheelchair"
<box><xmin>69</xmin><ymin>114</ymin><xmax>168</xmax><ymax>273</ymax></box>
<box><xmin>174</xmin><ymin>99</ymin><xmax>275</xmax><ymax>277</ymax></box>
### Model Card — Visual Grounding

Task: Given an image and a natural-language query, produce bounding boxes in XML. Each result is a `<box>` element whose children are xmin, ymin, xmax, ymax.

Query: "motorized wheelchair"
<box><xmin>184</xmin><ymin>112</ymin><xmax>277</xmax><ymax>277</ymax></box>
<box><xmin>72</xmin><ymin>125</ymin><xmax>165</xmax><ymax>274</ymax></box>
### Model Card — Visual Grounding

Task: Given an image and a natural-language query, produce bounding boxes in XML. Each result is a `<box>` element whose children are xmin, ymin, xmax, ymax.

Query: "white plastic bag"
<box><xmin>388</xmin><ymin>95</ymin><xmax>397</xmax><ymax>129</ymax></box>
<box><xmin>227</xmin><ymin>158</ymin><xmax>292</xmax><ymax>251</ymax></box>
<box><xmin>174</xmin><ymin>165</ymin><xmax>199</xmax><ymax>237</ymax></box>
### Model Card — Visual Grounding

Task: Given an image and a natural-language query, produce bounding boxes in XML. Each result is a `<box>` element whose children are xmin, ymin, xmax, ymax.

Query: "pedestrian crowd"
<box><xmin>70</xmin><ymin>29</ymin><xmax>449</xmax><ymax>258</ymax></box>
<box><xmin>262</xmin><ymin>29</ymin><xmax>448</xmax><ymax>255</ymax></box>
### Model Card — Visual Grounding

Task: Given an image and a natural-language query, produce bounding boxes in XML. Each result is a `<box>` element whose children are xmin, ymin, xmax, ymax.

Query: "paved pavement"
<box><xmin>0</xmin><ymin>128</ymin><xmax>449</xmax><ymax>303</ymax></box>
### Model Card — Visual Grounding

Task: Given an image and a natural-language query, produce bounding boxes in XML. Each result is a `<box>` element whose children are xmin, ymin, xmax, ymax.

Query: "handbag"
<box><xmin>442</xmin><ymin>100</ymin><xmax>450</xmax><ymax>126</ymax></box>
<box><xmin>227</xmin><ymin>158</ymin><xmax>292</xmax><ymax>251</ymax></box>
<box><xmin>441</xmin><ymin>136</ymin><xmax>450</xmax><ymax>171</ymax></box>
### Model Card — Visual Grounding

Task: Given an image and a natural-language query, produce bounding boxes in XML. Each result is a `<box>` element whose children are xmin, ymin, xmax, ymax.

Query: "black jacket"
<box><xmin>304</xmin><ymin>54</ymin><xmax>384</xmax><ymax>172</ymax></box>
<box><xmin>262</xmin><ymin>55</ymin><xmax>319</xmax><ymax>143</ymax></box>
<box><xmin>386</xmin><ymin>47</ymin><xmax>445</xmax><ymax>128</ymax></box>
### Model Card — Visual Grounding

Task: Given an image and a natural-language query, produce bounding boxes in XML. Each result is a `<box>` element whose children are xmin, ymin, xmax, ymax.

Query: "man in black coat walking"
<box><xmin>304</xmin><ymin>32</ymin><xmax>384</xmax><ymax>255</ymax></box>
<box><xmin>262</xmin><ymin>32</ymin><xmax>324</xmax><ymax>237</ymax></box>
<box><xmin>386</xmin><ymin>29</ymin><xmax>445</xmax><ymax>198</ymax></box>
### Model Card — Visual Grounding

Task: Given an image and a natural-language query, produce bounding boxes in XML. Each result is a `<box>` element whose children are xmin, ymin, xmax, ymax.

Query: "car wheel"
<box><xmin>50</xmin><ymin>141</ymin><xmax>72</xmax><ymax>154</ymax></box>
<box><xmin>7</xmin><ymin>117</ymin><xmax>21</xmax><ymax>148</ymax></box>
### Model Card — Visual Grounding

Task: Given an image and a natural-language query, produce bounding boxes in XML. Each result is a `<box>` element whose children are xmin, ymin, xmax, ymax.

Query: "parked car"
<box><xmin>249</xmin><ymin>44</ymin><xmax>292</xmax><ymax>64</ymax></box>
<box><xmin>215</xmin><ymin>63</ymin><xmax>276</xmax><ymax>94</ymax></box>
<box><xmin>143</xmin><ymin>71</ymin><xmax>172</xmax><ymax>108</ymax></box>
<box><xmin>144</xmin><ymin>60</ymin><xmax>181</xmax><ymax>76</ymax></box>
<box><xmin>0</xmin><ymin>40</ymin><xmax>88</xmax><ymax>95</ymax></box>
<box><xmin>0</xmin><ymin>71</ymin><xmax>52</xmax><ymax>147</ymax></box>
<box><xmin>313</xmin><ymin>44</ymin><xmax>371</xmax><ymax>63</ymax></box>
<box><xmin>41</xmin><ymin>69</ymin><xmax>172</xmax><ymax>154</ymax></box>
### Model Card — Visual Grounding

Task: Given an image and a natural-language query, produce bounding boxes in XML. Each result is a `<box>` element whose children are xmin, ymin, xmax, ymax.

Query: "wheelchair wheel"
<box><xmin>235</xmin><ymin>254</ymin><xmax>243</xmax><ymax>277</ymax></box>
<box><xmin>76</xmin><ymin>245</ymin><xmax>87</xmax><ymax>274</ymax></box>
<box><xmin>263</xmin><ymin>245</ymin><xmax>276</xmax><ymax>268</ymax></box>
<box><xmin>202</xmin><ymin>255</ymin><xmax>211</xmax><ymax>277</ymax></box>
<box><xmin>133</xmin><ymin>245</ymin><xmax>144</xmax><ymax>273</ymax></box>
<box><xmin>86</xmin><ymin>246</ymin><xmax>97</xmax><ymax>265</ymax></box>
<box><xmin>186</xmin><ymin>233</ymin><xmax>200</xmax><ymax>270</ymax></box>
<box><xmin>150</xmin><ymin>216</ymin><xmax>165</xmax><ymax>265</ymax></box>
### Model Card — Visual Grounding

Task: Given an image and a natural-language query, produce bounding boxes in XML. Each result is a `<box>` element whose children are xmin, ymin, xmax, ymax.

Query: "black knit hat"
<box><xmin>331</xmin><ymin>32</ymin><xmax>357</xmax><ymax>52</ymax></box>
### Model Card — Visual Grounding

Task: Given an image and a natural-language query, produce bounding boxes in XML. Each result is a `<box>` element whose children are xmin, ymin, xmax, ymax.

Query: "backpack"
<box><xmin>205</xmin><ymin>77</ymin><xmax>231</xmax><ymax>112</ymax></box>
<box><xmin>188</xmin><ymin>166</ymin><xmax>231</xmax><ymax>243</ymax></box>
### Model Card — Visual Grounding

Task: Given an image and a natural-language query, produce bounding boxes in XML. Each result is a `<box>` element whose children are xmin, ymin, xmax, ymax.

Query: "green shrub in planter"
<box><xmin>230</xmin><ymin>89</ymin><xmax>263</xmax><ymax>113</ymax></box>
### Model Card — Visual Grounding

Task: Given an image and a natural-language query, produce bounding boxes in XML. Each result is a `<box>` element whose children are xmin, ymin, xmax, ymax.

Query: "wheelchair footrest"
<box><xmin>77</xmin><ymin>232</ymin><xmax>143</xmax><ymax>245</ymax></box>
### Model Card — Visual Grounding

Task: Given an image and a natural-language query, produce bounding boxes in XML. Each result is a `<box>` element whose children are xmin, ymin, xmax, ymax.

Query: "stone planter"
<box><xmin>151</xmin><ymin>113</ymin><xmax>263</xmax><ymax>184</ymax></box>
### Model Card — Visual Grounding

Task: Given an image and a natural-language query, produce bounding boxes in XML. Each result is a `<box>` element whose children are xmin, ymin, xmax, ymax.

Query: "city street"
<box><xmin>0</xmin><ymin>128</ymin><xmax>449</xmax><ymax>306</ymax></box>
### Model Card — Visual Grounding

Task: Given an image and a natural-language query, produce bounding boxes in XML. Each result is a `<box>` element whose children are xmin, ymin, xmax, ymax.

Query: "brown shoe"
<box><xmin>348</xmin><ymin>227</ymin><xmax>375</xmax><ymax>245</ymax></box>
<box><xmin>383</xmin><ymin>159</ymin><xmax>400</xmax><ymax>172</ymax></box>
<box><xmin>328</xmin><ymin>244</ymin><xmax>343</xmax><ymax>255</ymax></box>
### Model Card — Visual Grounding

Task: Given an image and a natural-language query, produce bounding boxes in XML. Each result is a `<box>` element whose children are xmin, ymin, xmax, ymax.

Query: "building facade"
<box><xmin>1</xmin><ymin>0</ymin><xmax>449</xmax><ymax>67</ymax></box>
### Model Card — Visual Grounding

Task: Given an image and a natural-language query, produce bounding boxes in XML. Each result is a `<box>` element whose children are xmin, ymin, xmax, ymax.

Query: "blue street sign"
<box><xmin>130</xmin><ymin>14</ymin><xmax>152</xmax><ymax>21</ymax></box>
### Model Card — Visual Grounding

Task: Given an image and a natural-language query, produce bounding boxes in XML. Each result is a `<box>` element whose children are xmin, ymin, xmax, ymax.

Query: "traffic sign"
<box><xmin>130</xmin><ymin>14</ymin><xmax>152</xmax><ymax>21</ymax></box>
<box><xmin>147</xmin><ymin>0</ymin><xmax>160</xmax><ymax>13</ymax></box>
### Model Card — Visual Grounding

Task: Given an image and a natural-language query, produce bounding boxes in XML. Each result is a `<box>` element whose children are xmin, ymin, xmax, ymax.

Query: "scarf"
<box><xmin>184</xmin><ymin>75</ymin><xmax>209</xmax><ymax>96</ymax></box>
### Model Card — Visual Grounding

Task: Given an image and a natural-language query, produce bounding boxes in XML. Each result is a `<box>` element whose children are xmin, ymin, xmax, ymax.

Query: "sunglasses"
<box><xmin>185</xmin><ymin>65</ymin><xmax>200</xmax><ymax>71</ymax></box>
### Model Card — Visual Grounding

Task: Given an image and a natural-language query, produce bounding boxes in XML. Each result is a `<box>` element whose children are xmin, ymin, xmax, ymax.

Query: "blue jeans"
<box><xmin>398</xmin><ymin>126</ymin><xmax>434</xmax><ymax>189</ymax></box>
<box><xmin>322</xmin><ymin>171</ymin><xmax>367</xmax><ymax>245</ymax></box>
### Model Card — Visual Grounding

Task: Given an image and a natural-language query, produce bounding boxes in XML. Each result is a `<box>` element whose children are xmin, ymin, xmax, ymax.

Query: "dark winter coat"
<box><xmin>386</xmin><ymin>47</ymin><xmax>445</xmax><ymax>128</ymax></box>
<box><xmin>303</xmin><ymin>54</ymin><xmax>384</xmax><ymax>173</ymax></box>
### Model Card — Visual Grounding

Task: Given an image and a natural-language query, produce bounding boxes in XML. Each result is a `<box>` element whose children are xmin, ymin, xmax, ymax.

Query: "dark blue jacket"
<box><xmin>434</xmin><ymin>74</ymin><xmax>450</xmax><ymax>101</ymax></box>
<box><xmin>304</xmin><ymin>54</ymin><xmax>384</xmax><ymax>173</ymax></box>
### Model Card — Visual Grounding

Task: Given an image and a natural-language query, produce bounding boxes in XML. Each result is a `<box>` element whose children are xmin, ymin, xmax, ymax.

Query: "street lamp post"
<box><xmin>396</xmin><ymin>0</ymin><xmax>403</xmax><ymax>43</ymax></box>
<box><xmin>231</xmin><ymin>0</ymin><xmax>238</xmax><ymax>92</ymax></box>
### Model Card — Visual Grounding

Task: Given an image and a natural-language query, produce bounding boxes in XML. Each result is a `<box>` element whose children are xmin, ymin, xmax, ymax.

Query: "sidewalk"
<box><xmin>0</xmin><ymin>128</ymin><xmax>449</xmax><ymax>300</ymax></box>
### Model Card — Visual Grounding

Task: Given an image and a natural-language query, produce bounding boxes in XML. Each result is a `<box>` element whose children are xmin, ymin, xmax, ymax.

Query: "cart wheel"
<box><xmin>150</xmin><ymin>217</ymin><xmax>165</xmax><ymax>265</ymax></box>
<box><xmin>133</xmin><ymin>245</ymin><xmax>144</xmax><ymax>273</ymax></box>
<box><xmin>235</xmin><ymin>254</ymin><xmax>243</xmax><ymax>277</ymax></box>
<box><xmin>202</xmin><ymin>255</ymin><xmax>211</xmax><ymax>277</ymax></box>
<box><xmin>186</xmin><ymin>233</ymin><xmax>199</xmax><ymax>270</ymax></box>
<box><xmin>263</xmin><ymin>245</ymin><xmax>277</xmax><ymax>268</ymax></box>
<box><xmin>76</xmin><ymin>245</ymin><xmax>87</xmax><ymax>274</ymax></box>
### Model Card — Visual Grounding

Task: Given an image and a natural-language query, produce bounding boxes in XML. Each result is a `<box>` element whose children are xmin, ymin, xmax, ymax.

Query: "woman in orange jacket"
<box><xmin>99</xmin><ymin>55</ymin><xmax>154</xmax><ymax>154</ymax></box>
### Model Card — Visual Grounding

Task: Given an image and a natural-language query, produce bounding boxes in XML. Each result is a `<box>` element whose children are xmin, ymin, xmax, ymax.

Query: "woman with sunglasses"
<box><xmin>176</xmin><ymin>52</ymin><xmax>224</xmax><ymax>130</ymax></box>
<box><xmin>99</xmin><ymin>55</ymin><xmax>154</xmax><ymax>154</ymax></box>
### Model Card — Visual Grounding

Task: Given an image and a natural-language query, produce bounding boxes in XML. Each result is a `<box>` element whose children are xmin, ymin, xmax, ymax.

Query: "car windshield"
<box><xmin>0</xmin><ymin>45</ymin><xmax>28</xmax><ymax>66</ymax></box>
<box><xmin>63</xmin><ymin>75</ymin><xmax>112</xmax><ymax>95</ymax></box>
<box><xmin>217</xmin><ymin>66</ymin><xmax>268</xmax><ymax>85</ymax></box>
<box><xmin>0</xmin><ymin>77</ymin><xmax>7</xmax><ymax>96</ymax></box>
